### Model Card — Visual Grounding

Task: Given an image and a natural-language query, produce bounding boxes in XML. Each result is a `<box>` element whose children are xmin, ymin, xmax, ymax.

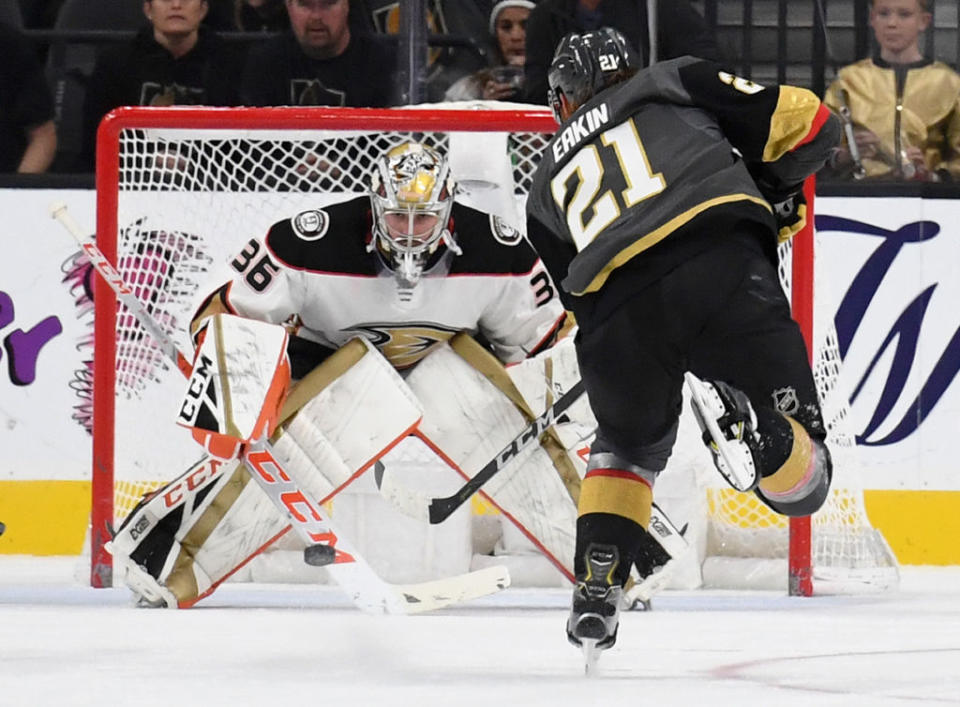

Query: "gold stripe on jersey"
<box><xmin>450</xmin><ymin>333</ymin><xmax>581</xmax><ymax>502</ymax></box>
<box><xmin>576</xmin><ymin>193</ymin><xmax>772</xmax><ymax>295</ymax></box>
<box><xmin>166</xmin><ymin>463</ymin><xmax>252</xmax><ymax>604</ymax></box>
<box><xmin>759</xmin><ymin>416</ymin><xmax>813</xmax><ymax>496</ymax></box>
<box><xmin>762</xmin><ymin>86</ymin><xmax>825</xmax><ymax>162</ymax></box>
<box><xmin>578</xmin><ymin>470</ymin><xmax>652</xmax><ymax>528</ymax></box>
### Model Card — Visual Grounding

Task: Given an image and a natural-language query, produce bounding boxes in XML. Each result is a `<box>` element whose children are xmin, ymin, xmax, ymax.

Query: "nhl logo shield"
<box><xmin>772</xmin><ymin>386</ymin><xmax>799</xmax><ymax>416</ymax></box>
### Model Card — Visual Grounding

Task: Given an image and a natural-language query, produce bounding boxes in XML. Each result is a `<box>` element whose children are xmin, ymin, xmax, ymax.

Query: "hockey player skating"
<box><xmin>524</xmin><ymin>29</ymin><xmax>841</xmax><ymax>667</ymax></box>
<box><xmin>109</xmin><ymin>141</ymin><xmax>648</xmax><ymax>610</ymax></box>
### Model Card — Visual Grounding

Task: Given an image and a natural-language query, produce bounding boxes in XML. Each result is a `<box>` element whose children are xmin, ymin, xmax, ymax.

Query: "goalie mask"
<box><xmin>369</xmin><ymin>142</ymin><xmax>459</xmax><ymax>288</ymax></box>
<box><xmin>548</xmin><ymin>27</ymin><xmax>641</xmax><ymax>122</ymax></box>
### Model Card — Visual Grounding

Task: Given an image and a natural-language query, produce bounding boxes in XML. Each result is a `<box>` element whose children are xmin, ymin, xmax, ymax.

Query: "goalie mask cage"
<box><xmin>90</xmin><ymin>105</ymin><xmax>898</xmax><ymax>596</ymax></box>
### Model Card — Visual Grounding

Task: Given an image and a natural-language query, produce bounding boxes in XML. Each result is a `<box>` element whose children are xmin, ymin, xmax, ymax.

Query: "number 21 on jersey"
<box><xmin>549</xmin><ymin>118</ymin><xmax>666</xmax><ymax>250</ymax></box>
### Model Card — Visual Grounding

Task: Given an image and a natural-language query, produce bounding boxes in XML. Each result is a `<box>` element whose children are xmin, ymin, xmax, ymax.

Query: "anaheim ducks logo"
<box><xmin>351</xmin><ymin>323</ymin><xmax>460</xmax><ymax>369</ymax></box>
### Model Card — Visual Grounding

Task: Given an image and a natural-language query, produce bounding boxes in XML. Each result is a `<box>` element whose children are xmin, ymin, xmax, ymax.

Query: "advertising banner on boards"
<box><xmin>2</xmin><ymin>189</ymin><xmax>959</xmax><ymax>494</ymax></box>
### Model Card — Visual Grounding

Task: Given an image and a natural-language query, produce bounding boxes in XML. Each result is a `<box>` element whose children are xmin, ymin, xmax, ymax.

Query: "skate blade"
<box><xmin>582</xmin><ymin>639</ymin><xmax>603</xmax><ymax>677</ymax></box>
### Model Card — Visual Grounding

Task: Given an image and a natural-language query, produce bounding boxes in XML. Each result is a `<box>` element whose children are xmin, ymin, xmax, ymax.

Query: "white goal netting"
<box><xmin>89</xmin><ymin>104</ymin><xmax>897</xmax><ymax>594</ymax></box>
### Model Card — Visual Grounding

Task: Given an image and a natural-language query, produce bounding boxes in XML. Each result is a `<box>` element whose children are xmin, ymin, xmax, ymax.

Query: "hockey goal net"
<box><xmin>88</xmin><ymin>104</ymin><xmax>897</xmax><ymax>595</ymax></box>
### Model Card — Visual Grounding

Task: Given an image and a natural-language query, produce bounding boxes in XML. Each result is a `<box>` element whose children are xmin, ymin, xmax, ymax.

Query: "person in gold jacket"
<box><xmin>823</xmin><ymin>0</ymin><xmax>960</xmax><ymax>182</ymax></box>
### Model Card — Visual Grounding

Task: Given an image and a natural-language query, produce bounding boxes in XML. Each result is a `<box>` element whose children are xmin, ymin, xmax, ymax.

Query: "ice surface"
<box><xmin>1</xmin><ymin>558</ymin><xmax>958</xmax><ymax>707</ymax></box>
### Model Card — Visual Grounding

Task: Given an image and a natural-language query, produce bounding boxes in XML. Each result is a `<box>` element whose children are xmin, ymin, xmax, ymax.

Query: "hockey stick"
<box><xmin>376</xmin><ymin>379</ymin><xmax>586</xmax><ymax>524</ymax></box>
<box><xmin>50</xmin><ymin>202</ymin><xmax>509</xmax><ymax>614</ymax></box>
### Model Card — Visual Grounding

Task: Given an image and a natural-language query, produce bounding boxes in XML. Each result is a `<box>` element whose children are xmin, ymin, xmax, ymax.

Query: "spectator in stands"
<box><xmin>234</xmin><ymin>0</ymin><xmax>288</xmax><ymax>31</ymax></box>
<box><xmin>444</xmin><ymin>0</ymin><xmax>533</xmax><ymax>102</ymax></box>
<box><xmin>822</xmin><ymin>0</ymin><xmax>960</xmax><ymax>182</ymax></box>
<box><xmin>239</xmin><ymin>0</ymin><xmax>397</xmax><ymax>106</ymax></box>
<box><xmin>522</xmin><ymin>0</ymin><xmax>720</xmax><ymax>105</ymax></box>
<box><xmin>81</xmin><ymin>0</ymin><xmax>243</xmax><ymax>170</ymax></box>
<box><xmin>0</xmin><ymin>20</ymin><xmax>56</xmax><ymax>173</ymax></box>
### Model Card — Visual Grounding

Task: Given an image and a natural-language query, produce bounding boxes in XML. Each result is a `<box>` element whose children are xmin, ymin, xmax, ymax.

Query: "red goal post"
<box><xmin>90</xmin><ymin>105</ymin><xmax>896</xmax><ymax>595</ymax></box>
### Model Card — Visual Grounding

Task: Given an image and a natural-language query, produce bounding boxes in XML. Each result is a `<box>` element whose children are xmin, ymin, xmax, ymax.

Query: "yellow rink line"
<box><xmin>1</xmin><ymin>482</ymin><xmax>957</xmax><ymax>565</ymax></box>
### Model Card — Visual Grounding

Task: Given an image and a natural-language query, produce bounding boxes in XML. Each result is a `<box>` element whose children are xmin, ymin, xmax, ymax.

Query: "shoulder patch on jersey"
<box><xmin>290</xmin><ymin>209</ymin><xmax>329</xmax><ymax>241</ymax></box>
<box><xmin>489</xmin><ymin>215</ymin><xmax>524</xmax><ymax>246</ymax></box>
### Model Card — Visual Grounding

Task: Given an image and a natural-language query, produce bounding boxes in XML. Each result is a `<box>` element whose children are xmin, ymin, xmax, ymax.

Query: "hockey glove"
<box><xmin>750</xmin><ymin>170</ymin><xmax>807</xmax><ymax>242</ymax></box>
<box><xmin>768</xmin><ymin>187</ymin><xmax>807</xmax><ymax>242</ymax></box>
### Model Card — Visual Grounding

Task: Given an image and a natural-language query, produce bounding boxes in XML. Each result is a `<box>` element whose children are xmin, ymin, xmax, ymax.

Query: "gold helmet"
<box><xmin>369</xmin><ymin>142</ymin><xmax>458</xmax><ymax>287</ymax></box>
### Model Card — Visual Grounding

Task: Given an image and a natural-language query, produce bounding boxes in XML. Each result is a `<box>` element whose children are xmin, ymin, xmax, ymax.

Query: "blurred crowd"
<box><xmin>1</xmin><ymin>0</ymin><xmax>958</xmax><ymax>182</ymax></box>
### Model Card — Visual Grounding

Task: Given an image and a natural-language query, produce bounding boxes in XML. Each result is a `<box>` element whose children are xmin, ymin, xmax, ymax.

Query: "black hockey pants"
<box><xmin>573</xmin><ymin>232</ymin><xmax>826</xmax><ymax>473</ymax></box>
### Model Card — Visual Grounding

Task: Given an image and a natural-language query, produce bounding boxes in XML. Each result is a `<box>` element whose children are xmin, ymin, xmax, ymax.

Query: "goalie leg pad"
<box><xmin>408</xmin><ymin>334</ymin><xmax>686</xmax><ymax>599</ymax></box>
<box><xmin>406</xmin><ymin>334</ymin><xmax>585</xmax><ymax>580</ymax></box>
<box><xmin>112</xmin><ymin>338</ymin><xmax>422</xmax><ymax>607</ymax></box>
<box><xmin>108</xmin><ymin>456</ymin><xmax>279</xmax><ymax>608</ymax></box>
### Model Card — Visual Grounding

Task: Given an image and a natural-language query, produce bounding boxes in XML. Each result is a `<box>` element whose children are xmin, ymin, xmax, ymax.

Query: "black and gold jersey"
<box><xmin>526</xmin><ymin>56</ymin><xmax>840</xmax><ymax>298</ymax></box>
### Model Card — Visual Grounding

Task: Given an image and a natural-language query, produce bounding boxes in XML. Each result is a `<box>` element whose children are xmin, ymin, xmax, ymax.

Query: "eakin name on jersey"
<box><xmin>192</xmin><ymin>196</ymin><xmax>565</xmax><ymax>371</ymax></box>
<box><xmin>527</xmin><ymin>56</ymin><xmax>840</xmax><ymax>298</ymax></box>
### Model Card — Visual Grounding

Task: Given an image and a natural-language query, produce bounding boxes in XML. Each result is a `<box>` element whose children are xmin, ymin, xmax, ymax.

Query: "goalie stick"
<box><xmin>376</xmin><ymin>379</ymin><xmax>586</xmax><ymax>524</ymax></box>
<box><xmin>50</xmin><ymin>202</ymin><xmax>510</xmax><ymax>614</ymax></box>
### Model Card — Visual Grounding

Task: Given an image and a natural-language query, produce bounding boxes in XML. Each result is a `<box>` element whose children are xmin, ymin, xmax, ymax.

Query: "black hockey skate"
<box><xmin>567</xmin><ymin>543</ymin><xmax>623</xmax><ymax>674</ymax></box>
<box><xmin>685</xmin><ymin>373</ymin><xmax>761</xmax><ymax>492</ymax></box>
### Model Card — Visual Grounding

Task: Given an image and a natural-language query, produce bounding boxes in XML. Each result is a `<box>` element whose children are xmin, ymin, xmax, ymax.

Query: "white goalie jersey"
<box><xmin>192</xmin><ymin>195</ymin><xmax>566</xmax><ymax>372</ymax></box>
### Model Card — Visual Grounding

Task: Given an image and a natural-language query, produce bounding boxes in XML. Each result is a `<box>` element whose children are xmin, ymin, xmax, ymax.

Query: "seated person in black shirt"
<box><xmin>81</xmin><ymin>0</ymin><xmax>243</xmax><ymax>170</ymax></box>
<box><xmin>0</xmin><ymin>21</ymin><xmax>56</xmax><ymax>173</ymax></box>
<box><xmin>240</xmin><ymin>0</ymin><xmax>398</xmax><ymax>106</ymax></box>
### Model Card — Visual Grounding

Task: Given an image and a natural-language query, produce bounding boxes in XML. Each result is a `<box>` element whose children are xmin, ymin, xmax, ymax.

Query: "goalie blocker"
<box><xmin>110</xmin><ymin>331</ymin><xmax>688</xmax><ymax>607</ymax></box>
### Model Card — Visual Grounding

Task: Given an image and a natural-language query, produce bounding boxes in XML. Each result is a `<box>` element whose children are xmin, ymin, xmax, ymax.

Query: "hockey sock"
<box><xmin>754</xmin><ymin>413</ymin><xmax>832</xmax><ymax>516</ymax></box>
<box><xmin>752</xmin><ymin>405</ymin><xmax>796</xmax><ymax>475</ymax></box>
<box><xmin>575</xmin><ymin>468</ymin><xmax>653</xmax><ymax>585</ymax></box>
